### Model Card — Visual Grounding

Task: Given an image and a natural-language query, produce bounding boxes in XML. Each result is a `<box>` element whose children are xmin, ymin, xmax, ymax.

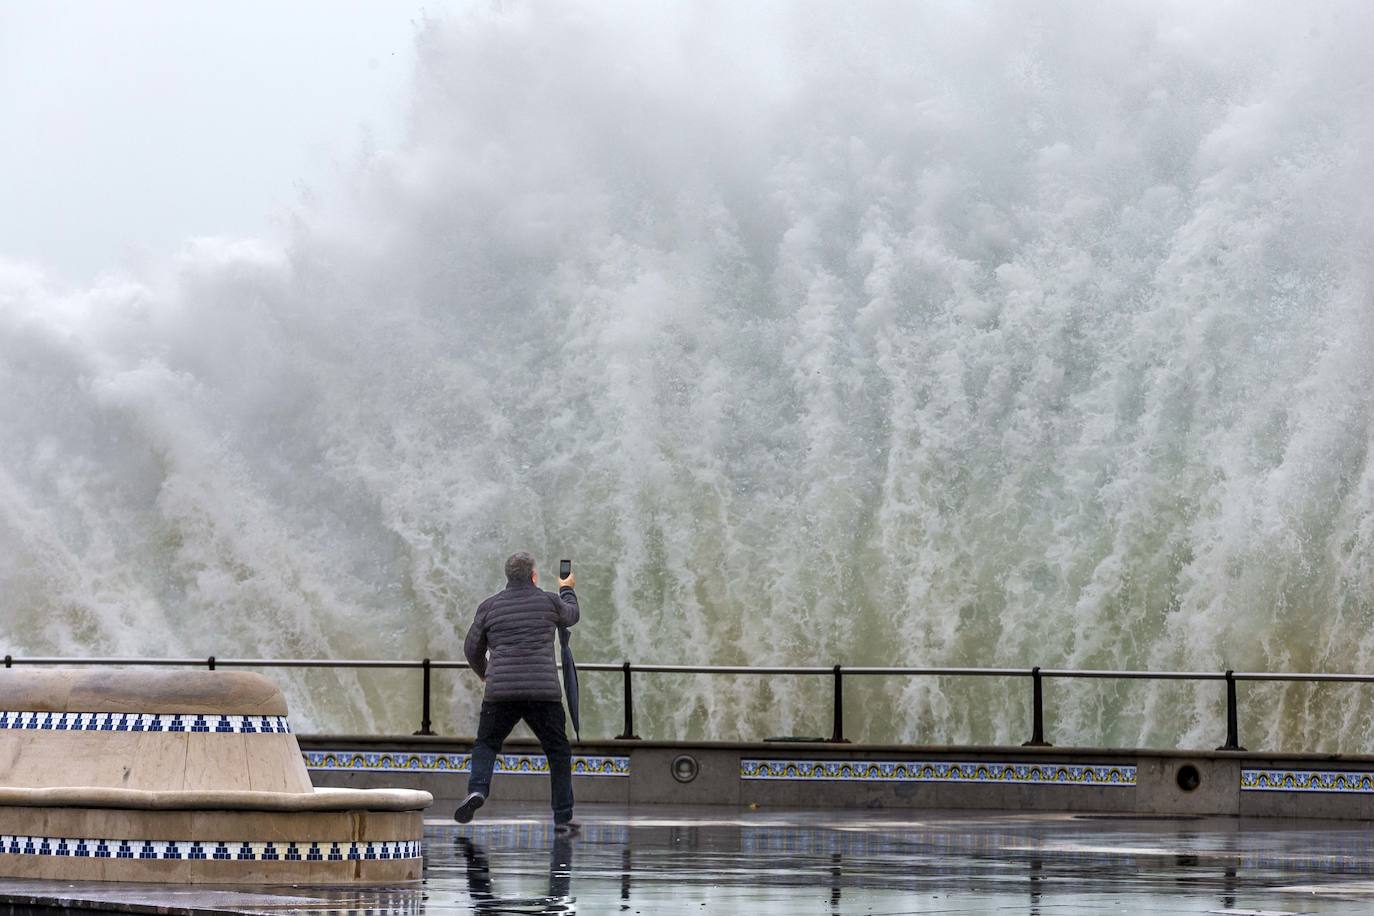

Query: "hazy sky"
<box><xmin>0</xmin><ymin>1</ymin><xmax>464</xmax><ymax>283</ymax></box>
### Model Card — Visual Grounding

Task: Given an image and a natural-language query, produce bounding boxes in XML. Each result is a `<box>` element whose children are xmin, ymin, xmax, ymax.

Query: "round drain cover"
<box><xmin>671</xmin><ymin>754</ymin><xmax>700</xmax><ymax>783</ymax></box>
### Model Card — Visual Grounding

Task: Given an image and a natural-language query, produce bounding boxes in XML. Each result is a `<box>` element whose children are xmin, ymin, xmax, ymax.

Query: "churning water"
<box><xmin>4</xmin><ymin>2</ymin><xmax>1374</xmax><ymax>750</ymax></box>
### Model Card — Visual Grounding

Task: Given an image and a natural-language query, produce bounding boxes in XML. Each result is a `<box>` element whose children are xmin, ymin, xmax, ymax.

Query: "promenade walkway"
<box><xmin>6</xmin><ymin>802</ymin><xmax>1374</xmax><ymax>913</ymax></box>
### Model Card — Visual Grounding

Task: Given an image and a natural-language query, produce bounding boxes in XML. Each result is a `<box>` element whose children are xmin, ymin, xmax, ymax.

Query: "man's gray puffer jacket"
<box><xmin>464</xmin><ymin>578</ymin><xmax>580</xmax><ymax>702</ymax></box>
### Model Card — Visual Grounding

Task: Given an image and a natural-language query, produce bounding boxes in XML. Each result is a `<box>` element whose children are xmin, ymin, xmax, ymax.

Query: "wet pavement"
<box><xmin>10</xmin><ymin>803</ymin><xmax>1374</xmax><ymax>913</ymax></box>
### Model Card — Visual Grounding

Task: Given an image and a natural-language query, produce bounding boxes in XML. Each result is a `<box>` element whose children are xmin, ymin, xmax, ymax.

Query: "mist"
<box><xmin>4</xmin><ymin>1</ymin><xmax>1374</xmax><ymax>750</ymax></box>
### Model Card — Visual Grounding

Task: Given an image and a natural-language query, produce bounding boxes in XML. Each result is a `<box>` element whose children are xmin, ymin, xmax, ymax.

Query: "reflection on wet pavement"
<box><xmin>453</xmin><ymin>833</ymin><xmax>575</xmax><ymax>914</ymax></box>
<box><xmin>415</xmin><ymin>802</ymin><xmax>1374</xmax><ymax>914</ymax></box>
<box><xmin>9</xmin><ymin>804</ymin><xmax>1374</xmax><ymax>913</ymax></box>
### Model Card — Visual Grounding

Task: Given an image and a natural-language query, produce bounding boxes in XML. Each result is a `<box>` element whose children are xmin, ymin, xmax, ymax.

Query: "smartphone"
<box><xmin>559</xmin><ymin>559</ymin><xmax>572</xmax><ymax>579</ymax></box>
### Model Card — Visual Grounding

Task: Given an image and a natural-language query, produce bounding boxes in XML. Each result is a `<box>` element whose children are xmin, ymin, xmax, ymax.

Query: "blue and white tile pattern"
<box><xmin>0</xmin><ymin>834</ymin><xmax>420</xmax><ymax>861</ymax></box>
<box><xmin>0</xmin><ymin>712</ymin><xmax>291</xmax><ymax>734</ymax></box>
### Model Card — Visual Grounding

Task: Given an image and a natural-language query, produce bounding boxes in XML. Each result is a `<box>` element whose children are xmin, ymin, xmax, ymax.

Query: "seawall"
<box><xmin>300</xmin><ymin>735</ymin><xmax>1374</xmax><ymax>820</ymax></box>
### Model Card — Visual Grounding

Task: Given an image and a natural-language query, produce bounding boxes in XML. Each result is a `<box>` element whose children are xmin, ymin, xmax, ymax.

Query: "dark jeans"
<box><xmin>467</xmin><ymin>699</ymin><xmax>574</xmax><ymax>824</ymax></box>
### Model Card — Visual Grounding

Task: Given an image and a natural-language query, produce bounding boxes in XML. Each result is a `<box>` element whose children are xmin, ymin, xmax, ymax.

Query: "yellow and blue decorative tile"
<box><xmin>739</xmin><ymin>759</ymin><xmax>1135</xmax><ymax>786</ymax></box>
<box><xmin>1242</xmin><ymin>768</ymin><xmax>1374</xmax><ymax>793</ymax></box>
<box><xmin>303</xmin><ymin>750</ymin><xmax>630</xmax><ymax>777</ymax></box>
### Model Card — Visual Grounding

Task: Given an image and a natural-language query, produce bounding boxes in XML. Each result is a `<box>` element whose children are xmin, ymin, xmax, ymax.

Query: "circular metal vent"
<box><xmin>1176</xmin><ymin>764</ymin><xmax>1202</xmax><ymax>792</ymax></box>
<box><xmin>671</xmin><ymin>754</ymin><xmax>700</xmax><ymax>783</ymax></box>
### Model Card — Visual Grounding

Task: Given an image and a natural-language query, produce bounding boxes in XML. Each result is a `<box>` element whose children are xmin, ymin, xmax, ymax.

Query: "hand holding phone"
<box><xmin>558</xmin><ymin>559</ymin><xmax>574</xmax><ymax>589</ymax></box>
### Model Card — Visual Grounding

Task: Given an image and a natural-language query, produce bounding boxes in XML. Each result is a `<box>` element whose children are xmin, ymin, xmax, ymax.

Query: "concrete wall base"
<box><xmin>301</xmin><ymin>735</ymin><xmax>1374</xmax><ymax>821</ymax></box>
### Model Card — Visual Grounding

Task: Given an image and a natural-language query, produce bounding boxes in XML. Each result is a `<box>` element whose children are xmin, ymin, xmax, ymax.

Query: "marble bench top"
<box><xmin>0</xmin><ymin>786</ymin><xmax>432</xmax><ymax>812</ymax></box>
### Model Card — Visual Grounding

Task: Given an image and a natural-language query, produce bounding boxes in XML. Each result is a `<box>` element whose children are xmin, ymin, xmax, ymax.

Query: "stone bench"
<box><xmin>0</xmin><ymin>669</ymin><xmax>431</xmax><ymax>885</ymax></box>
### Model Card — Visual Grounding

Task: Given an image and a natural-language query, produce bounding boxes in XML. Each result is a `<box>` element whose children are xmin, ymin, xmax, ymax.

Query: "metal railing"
<box><xmin>4</xmin><ymin>653</ymin><xmax>1371</xmax><ymax>750</ymax></box>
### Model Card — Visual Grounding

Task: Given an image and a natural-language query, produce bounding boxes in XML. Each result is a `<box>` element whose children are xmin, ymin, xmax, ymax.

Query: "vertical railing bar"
<box><xmin>829</xmin><ymin>664</ymin><xmax>849</xmax><ymax>743</ymax></box>
<box><xmin>414</xmin><ymin>657</ymin><xmax>435</xmax><ymax>736</ymax></box>
<box><xmin>1022</xmin><ymin>666</ymin><xmax>1051</xmax><ymax>747</ymax></box>
<box><xmin>616</xmin><ymin>661</ymin><xmax>640</xmax><ymax>740</ymax></box>
<box><xmin>1217</xmin><ymin>669</ymin><xmax>1246</xmax><ymax>751</ymax></box>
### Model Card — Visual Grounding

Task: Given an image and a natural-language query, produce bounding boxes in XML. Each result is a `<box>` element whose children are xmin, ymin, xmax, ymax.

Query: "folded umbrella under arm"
<box><xmin>558</xmin><ymin>625</ymin><xmax>580</xmax><ymax>739</ymax></box>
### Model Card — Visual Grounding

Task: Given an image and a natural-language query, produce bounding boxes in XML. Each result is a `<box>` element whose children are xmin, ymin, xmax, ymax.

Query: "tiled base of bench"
<box><xmin>0</xmin><ymin>835</ymin><xmax>420</xmax><ymax>862</ymax></box>
<box><xmin>0</xmin><ymin>851</ymin><xmax>421</xmax><ymax>884</ymax></box>
<box><xmin>0</xmin><ymin>807</ymin><xmax>423</xmax><ymax>885</ymax></box>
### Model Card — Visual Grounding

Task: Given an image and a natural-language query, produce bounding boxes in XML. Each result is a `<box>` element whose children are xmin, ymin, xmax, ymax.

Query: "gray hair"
<box><xmin>504</xmin><ymin>551</ymin><xmax>536</xmax><ymax>582</ymax></box>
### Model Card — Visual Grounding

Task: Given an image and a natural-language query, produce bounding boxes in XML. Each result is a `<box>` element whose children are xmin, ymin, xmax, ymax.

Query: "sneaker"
<box><xmin>453</xmin><ymin>792</ymin><xmax>486</xmax><ymax>824</ymax></box>
<box><xmin>553</xmin><ymin>820</ymin><xmax>581</xmax><ymax>837</ymax></box>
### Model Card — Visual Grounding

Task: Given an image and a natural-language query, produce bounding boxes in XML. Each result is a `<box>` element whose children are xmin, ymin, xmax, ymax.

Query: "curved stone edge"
<box><xmin>0</xmin><ymin>671</ymin><xmax>288</xmax><ymax>716</ymax></box>
<box><xmin>0</xmin><ymin>786</ymin><xmax>432</xmax><ymax>812</ymax></box>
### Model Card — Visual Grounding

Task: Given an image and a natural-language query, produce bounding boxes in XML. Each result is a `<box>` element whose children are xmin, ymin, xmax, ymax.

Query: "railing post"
<box><xmin>413</xmin><ymin>658</ymin><xmax>435</xmax><ymax>736</ymax></box>
<box><xmin>1217</xmin><ymin>670</ymin><xmax>1245</xmax><ymax>751</ymax></box>
<box><xmin>3</xmin><ymin>656</ymin><xmax>10</xmax><ymax>669</ymax></box>
<box><xmin>1022</xmin><ymin>666</ymin><xmax>1051</xmax><ymax>747</ymax></box>
<box><xmin>207</xmin><ymin>656</ymin><xmax>215</xmax><ymax>671</ymax></box>
<box><xmin>616</xmin><ymin>662</ymin><xmax>640</xmax><ymax>740</ymax></box>
<box><xmin>828</xmin><ymin>665</ymin><xmax>850</xmax><ymax>743</ymax></box>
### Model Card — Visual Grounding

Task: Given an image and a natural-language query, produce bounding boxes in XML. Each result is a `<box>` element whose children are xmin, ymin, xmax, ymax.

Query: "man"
<box><xmin>455</xmin><ymin>551</ymin><xmax>580</xmax><ymax>834</ymax></box>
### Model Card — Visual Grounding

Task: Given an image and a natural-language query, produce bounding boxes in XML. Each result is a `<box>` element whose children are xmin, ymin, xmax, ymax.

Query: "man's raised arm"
<box><xmin>555</xmin><ymin>570</ymin><xmax>579</xmax><ymax>628</ymax></box>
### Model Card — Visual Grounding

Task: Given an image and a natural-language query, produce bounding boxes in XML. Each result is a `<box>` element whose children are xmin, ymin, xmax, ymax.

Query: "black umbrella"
<box><xmin>558</xmin><ymin>624</ymin><xmax>580</xmax><ymax>739</ymax></box>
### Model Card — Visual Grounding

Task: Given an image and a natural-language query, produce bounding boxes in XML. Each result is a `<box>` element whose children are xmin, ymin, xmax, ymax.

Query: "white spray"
<box><xmin>3</xmin><ymin>1</ymin><xmax>1374</xmax><ymax>750</ymax></box>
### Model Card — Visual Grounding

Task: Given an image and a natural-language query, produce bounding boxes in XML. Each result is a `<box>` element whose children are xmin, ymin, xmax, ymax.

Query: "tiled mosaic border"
<box><xmin>304</xmin><ymin>750</ymin><xmax>630</xmax><ymax>777</ymax></box>
<box><xmin>0</xmin><ymin>712</ymin><xmax>291</xmax><ymax>734</ymax></box>
<box><xmin>740</xmin><ymin>759</ymin><xmax>1136</xmax><ymax>786</ymax></box>
<box><xmin>1242</xmin><ymin>769</ymin><xmax>1374</xmax><ymax>794</ymax></box>
<box><xmin>0</xmin><ymin>835</ymin><xmax>419</xmax><ymax>861</ymax></box>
